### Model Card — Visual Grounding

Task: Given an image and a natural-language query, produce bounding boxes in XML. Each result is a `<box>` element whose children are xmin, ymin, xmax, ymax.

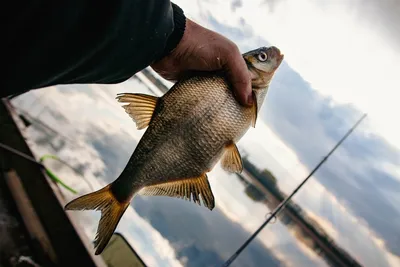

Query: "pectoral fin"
<box><xmin>251</xmin><ymin>91</ymin><xmax>258</xmax><ymax>128</ymax></box>
<box><xmin>221</xmin><ymin>142</ymin><xmax>243</xmax><ymax>173</ymax></box>
<box><xmin>139</xmin><ymin>174</ymin><xmax>215</xmax><ymax>210</ymax></box>
<box><xmin>116</xmin><ymin>93</ymin><xmax>159</xmax><ymax>130</ymax></box>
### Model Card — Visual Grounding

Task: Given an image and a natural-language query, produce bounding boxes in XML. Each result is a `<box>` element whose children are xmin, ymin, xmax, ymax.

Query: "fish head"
<box><xmin>243</xmin><ymin>46</ymin><xmax>284</xmax><ymax>89</ymax></box>
<box><xmin>243</xmin><ymin>46</ymin><xmax>284</xmax><ymax>111</ymax></box>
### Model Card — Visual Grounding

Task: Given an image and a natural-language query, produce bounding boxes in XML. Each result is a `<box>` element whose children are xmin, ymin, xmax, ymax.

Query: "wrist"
<box><xmin>157</xmin><ymin>3</ymin><xmax>187</xmax><ymax>60</ymax></box>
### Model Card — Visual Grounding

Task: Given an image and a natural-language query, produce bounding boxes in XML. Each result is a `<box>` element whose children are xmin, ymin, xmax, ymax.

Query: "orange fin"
<box><xmin>65</xmin><ymin>184</ymin><xmax>130</xmax><ymax>255</ymax></box>
<box><xmin>116</xmin><ymin>93</ymin><xmax>159</xmax><ymax>130</ymax></box>
<box><xmin>251</xmin><ymin>91</ymin><xmax>258</xmax><ymax>128</ymax></box>
<box><xmin>139</xmin><ymin>174</ymin><xmax>215</xmax><ymax>210</ymax></box>
<box><xmin>221</xmin><ymin>142</ymin><xmax>243</xmax><ymax>173</ymax></box>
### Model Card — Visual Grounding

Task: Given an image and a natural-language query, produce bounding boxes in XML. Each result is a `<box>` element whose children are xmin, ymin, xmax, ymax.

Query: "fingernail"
<box><xmin>247</xmin><ymin>94</ymin><xmax>254</xmax><ymax>105</ymax></box>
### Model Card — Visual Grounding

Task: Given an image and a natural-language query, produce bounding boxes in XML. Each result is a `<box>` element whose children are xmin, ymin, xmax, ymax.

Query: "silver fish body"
<box><xmin>114</xmin><ymin>74</ymin><xmax>253</xmax><ymax>196</ymax></box>
<box><xmin>65</xmin><ymin>46</ymin><xmax>284</xmax><ymax>255</ymax></box>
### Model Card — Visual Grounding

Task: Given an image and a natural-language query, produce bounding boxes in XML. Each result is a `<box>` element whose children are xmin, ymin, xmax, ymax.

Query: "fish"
<box><xmin>65</xmin><ymin>46</ymin><xmax>284</xmax><ymax>255</ymax></box>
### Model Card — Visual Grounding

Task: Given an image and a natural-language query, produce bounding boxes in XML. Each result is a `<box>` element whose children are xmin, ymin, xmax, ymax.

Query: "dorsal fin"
<box><xmin>116</xmin><ymin>93</ymin><xmax>159</xmax><ymax>130</ymax></box>
<box><xmin>138</xmin><ymin>174</ymin><xmax>215</xmax><ymax>210</ymax></box>
<box><xmin>221</xmin><ymin>142</ymin><xmax>243</xmax><ymax>173</ymax></box>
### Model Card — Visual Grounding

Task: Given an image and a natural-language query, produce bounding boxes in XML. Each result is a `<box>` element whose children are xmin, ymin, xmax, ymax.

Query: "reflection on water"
<box><xmin>237</xmin><ymin>157</ymin><xmax>362</xmax><ymax>267</ymax></box>
<box><xmin>7</xmin><ymin>70</ymin><xmax>400</xmax><ymax>267</ymax></box>
<box><xmin>9</xmin><ymin>81</ymin><xmax>284</xmax><ymax>267</ymax></box>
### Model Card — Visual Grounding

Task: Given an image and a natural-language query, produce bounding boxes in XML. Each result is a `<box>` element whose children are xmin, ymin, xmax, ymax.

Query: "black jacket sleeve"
<box><xmin>2</xmin><ymin>1</ymin><xmax>186</xmax><ymax>98</ymax></box>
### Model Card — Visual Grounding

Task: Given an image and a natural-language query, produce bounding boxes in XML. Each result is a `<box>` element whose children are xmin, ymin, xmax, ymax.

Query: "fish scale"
<box><xmin>65</xmin><ymin>46</ymin><xmax>284</xmax><ymax>255</ymax></box>
<box><xmin>126</xmin><ymin>76</ymin><xmax>243</xmax><ymax>185</ymax></box>
<box><xmin>148</xmin><ymin>76</ymin><xmax>248</xmax><ymax>180</ymax></box>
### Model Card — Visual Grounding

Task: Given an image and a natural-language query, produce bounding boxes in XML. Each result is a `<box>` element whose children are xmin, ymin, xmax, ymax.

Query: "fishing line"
<box><xmin>0</xmin><ymin>142</ymin><xmax>83</xmax><ymax>194</ymax></box>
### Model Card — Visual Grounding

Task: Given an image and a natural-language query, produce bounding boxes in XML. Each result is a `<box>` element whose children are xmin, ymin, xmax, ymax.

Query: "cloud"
<box><xmin>13</xmin><ymin>3</ymin><xmax>400</xmax><ymax>265</ymax></box>
<box><xmin>175</xmin><ymin>3</ymin><xmax>400</xmax><ymax>264</ymax></box>
<box><xmin>14</xmin><ymin>89</ymin><xmax>184</xmax><ymax>267</ymax></box>
<box><xmin>264</xmin><ymin>34</ymin><xmax>400</xmax><ymax>263</ymax></box>
<box><xmin>190</xmin><ymin>0</ymin><xmax>400</xmax><ymax>150</ymax></box>
<box><xmin>209</xmin><ymin>166</ymin><xmax>327</xmax><ymax>266</ymax></box>
<box><xmin>230</xmin><ymin>0</ymin><xmax>242</xmax><ymax>12</ymax></box>
<box><xmin>132</xmin><ymin>194</ymin><xmax>284</xmax><ymax>267</ymax></box>
<box><xmin>117</xmin><ymin>207</ymin><xmax>184</xmax><ymax>267</ymax></box>
<box><xmin>264</xmin><ymin>77</ymin><xmax>400</xmax><ymax>256</ymax></box>
<box><xmin>13</xmin><ymin>82</ymin><xmax>288</xmax><ymax>267</ymax></box>
<box><xmin>262</xmin><ymin>0</ymin><xmax>282</xmax><ymax>12</ymax></box>
<box><xmin>312</xmin><ymin>0</ymin><xmax>400</xmax><ymax>50</ymax></box>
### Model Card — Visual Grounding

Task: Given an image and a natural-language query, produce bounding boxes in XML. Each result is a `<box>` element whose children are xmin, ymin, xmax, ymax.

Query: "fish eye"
<box><xmin>257</xmin><ymin>52</ymin><xmax>268</xmax><ymax>62</ymax></box>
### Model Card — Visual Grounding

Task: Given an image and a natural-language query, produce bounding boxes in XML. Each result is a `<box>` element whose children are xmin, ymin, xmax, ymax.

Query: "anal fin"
<box><xmin>139</xmin><ymin>174</ymin><xmax>215</xmax><ymax>210</ymax></box>
<box><xmin>116</xmin><ymin>93</ymin><xmax>159</xmax><ymax>130</ymax></box>
<box><xmin>221</xmin><ymin>141</ymin><xmax>243</xmax><ymax>173</ymax></box>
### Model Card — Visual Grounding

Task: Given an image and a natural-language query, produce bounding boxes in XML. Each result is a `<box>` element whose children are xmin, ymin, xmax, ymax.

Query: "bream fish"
<box><xmin>65</xmin><ymin>46</ymin><xmax>284</xmax><ymax>254</ymax></box>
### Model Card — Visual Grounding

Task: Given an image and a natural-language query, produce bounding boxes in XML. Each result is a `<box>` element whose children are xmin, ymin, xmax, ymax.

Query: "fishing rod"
<box><xmin>221</xmin><ymin>113</ymin><xmax>367</xmax><ymax>267</ymax></box>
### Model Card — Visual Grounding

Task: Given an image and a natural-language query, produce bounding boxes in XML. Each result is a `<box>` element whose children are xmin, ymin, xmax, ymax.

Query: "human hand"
<box><xmin>151</xmin><ymin>19</ymin><xmax>253</xmax><ymax>106</ymax></box>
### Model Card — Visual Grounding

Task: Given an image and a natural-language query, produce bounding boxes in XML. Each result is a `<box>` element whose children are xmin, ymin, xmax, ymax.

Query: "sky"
<box><xmin>8</xmin><ymin>0</ymin><xmax>400</xmax><ymax>266</ymax></box>
<box><xmin>14</xmin><ymin>75</ymin><xmax>400</xmax><ymax>266</ymax></box>
<box><xmin>12</xmin><ymin>83</ymin><xmax>290</xmax><ymax>267</ymax></box>
<box><xmin>170</xmin><ymin>0</ymin><xmax>400</xmax><ymax>265</ymax></box>
<box><xmin>174</xmin><ymin>0</ymin><xmax>400</xmax><ymax>149</ymax></box>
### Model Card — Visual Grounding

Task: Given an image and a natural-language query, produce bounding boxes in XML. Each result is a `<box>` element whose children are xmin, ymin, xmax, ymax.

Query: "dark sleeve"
<box><xmin>2</xmin><ymin>1</ymin><xmax>186</xmax><ymax>98</ymax></box>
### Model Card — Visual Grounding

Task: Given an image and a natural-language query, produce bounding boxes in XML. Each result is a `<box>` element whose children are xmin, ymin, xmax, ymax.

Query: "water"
<box><xmin>9</xmin><ymin>74</ymin><xmax>400</xmax><ymax>267</ymax></box>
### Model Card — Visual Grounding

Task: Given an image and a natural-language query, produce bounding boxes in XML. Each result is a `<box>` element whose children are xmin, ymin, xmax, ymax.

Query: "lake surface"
<box><xmin>10</xmin><ymin>73</ymin><xmax>399</xmax><ymax>267</ymax></box>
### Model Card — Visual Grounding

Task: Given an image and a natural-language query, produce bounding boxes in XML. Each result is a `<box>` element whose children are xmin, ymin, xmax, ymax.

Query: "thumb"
<box><xmin>224</xmin><ymin>49</ymin><xmax>253</xmax><ymax>106</ymax></box>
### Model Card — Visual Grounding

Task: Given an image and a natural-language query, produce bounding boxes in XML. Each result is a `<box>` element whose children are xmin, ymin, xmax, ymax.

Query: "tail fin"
<box><xmin>65</xmin><ymin>184</ymin><xmax>130</xmax><ymax>255</ymax></box>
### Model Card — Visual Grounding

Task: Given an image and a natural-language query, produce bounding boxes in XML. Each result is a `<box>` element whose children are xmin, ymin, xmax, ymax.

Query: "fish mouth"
<box><xmin>268</xmin><ymin>46</ymin><xmax>284</xmax><ymax>62</ymax></box>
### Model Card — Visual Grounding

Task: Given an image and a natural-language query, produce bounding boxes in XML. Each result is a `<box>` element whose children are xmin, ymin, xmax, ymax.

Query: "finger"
<box><xmin>224</xmin><ymin>48</ymin><xmax>252</xmax><ymax>106</ymax></box>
